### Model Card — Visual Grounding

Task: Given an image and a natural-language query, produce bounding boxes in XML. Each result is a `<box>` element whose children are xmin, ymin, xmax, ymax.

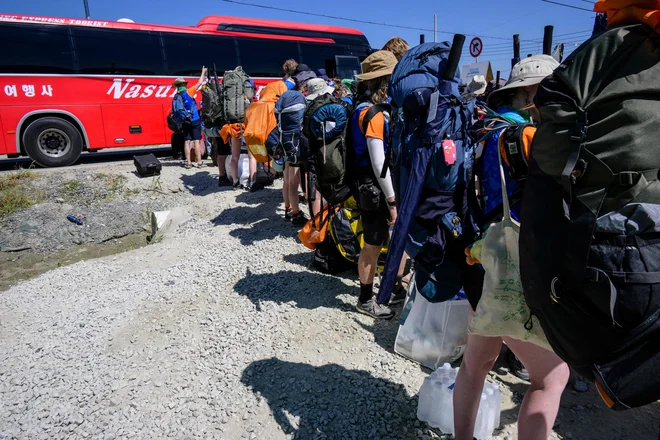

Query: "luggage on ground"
<box><xmin>171</xmin><ymin>132</ymin><xmax>185</xmax><ymax>159</ymax></box>
<box><xmin>520</xmin><ymin>23</ymin><xmax>660</xmax><ymax>410</ymax></box>
<box><xmin>221</xmin><ymin>67</ymin><xmax>254</xmax><ymax>123</ymax></box>
<box><xmin>274</xmin><ymin>91</ymin><xmax>307</xmax><ymax>163</ymax></box>
<box><xmin>377</xmin><ymin>39</ymin><xmax>475</xmax><ymax>305</ymax></box>
<box><xmin>133</xmin><ymin>153</ymin><xmax>162</xmax><ymax>177</ymax></box>
<box><xmin>304</xmin><ymin>94</ymin><xmax>352</xmax><ymax>205</ymax></box>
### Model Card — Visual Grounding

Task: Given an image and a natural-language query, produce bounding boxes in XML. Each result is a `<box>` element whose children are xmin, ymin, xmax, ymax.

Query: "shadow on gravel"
<box><xmin>242</xmin><ymin>358</ymin><xmax>434</xmax><ymax>439</ymax></box>
<box><xmin>212</xmin><ymin>188</ymin><xmax>299</xmax><ymax>245</ymax></box>
<box><xmin>180</xmin><ymin>170</ymin><xmax>219</xmax><ymax>196</ymax></box>
<box><xmin>354</xmin><ymin>316</ymin><xmax>401</xmax><ymax>355</ymax></box>
<box><xmin>233</xmin><ymin>269</ymin><xmax>355</xmax><ymax>312</ymax></box>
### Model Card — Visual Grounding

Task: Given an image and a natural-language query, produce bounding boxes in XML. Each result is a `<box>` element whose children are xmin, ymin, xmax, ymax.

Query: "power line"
<box><xmin>219</xmin><ymin>0</ymin><xmax>537</xmax><ymax>41</ymax></box>
<box><xmin>540</xmin><ymin>0</ymin><xmax>594</xmax><ymax>12</ymax></box>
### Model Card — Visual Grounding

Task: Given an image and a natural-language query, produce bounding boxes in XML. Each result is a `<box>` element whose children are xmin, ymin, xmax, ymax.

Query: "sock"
<box><xmin>250</xmin><ymin>180</ymin><xmax>256</xmax><ymax>187</ymax></box>
<box><xmin>285</xmin><ymin>205</ymin><xmax>292</xmax><ymax>211</ymax></box>
<box><xmin>359</xmin><ymin>283</ymin><xmax>374</xmax><ymax>304</ymax></box>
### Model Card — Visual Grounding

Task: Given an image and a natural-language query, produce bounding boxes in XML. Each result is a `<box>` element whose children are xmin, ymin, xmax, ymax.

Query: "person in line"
<box><xmin>172</xmin><ymin>67</ymin><xmax>207</xmax><ymax>169</ymax></box>
<box><xmin>283</xmin><ymin>59</ymin><xmax>298</xmax><ymax>90</ymax></box>
<box><xmin>293</xmin><ymin>64</ymin><xmax>316</xmax><ymax>95</ymax></box>
<box><xmin>381</xmin><ymin>37</ymin><xmax>410</xmax><ymax>61</ymax></box>
<box><xmin>351</xmin><ymin>51</ymin><xmax>407</xmax><ymax>319</ymax></box>
<box><xmin>214</xmin><ymin>137</ymin><xmax>233</xmax><ymax>187</ymax></box>
<box><xmin>454</xmin><ymin>55</ymin><xmax>569</xmax><ymax>440</ymax></box>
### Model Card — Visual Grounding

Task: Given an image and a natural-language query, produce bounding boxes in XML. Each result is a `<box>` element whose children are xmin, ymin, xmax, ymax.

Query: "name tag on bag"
<box><xmin>442</xmin><ymin>139</ymin><xmax>457</xmax><ymax>165</ymax></box>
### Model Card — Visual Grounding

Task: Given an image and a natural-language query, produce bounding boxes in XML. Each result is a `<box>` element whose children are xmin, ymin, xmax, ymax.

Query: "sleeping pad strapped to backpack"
<box><xmin>520</xmin><ymin>23</ymin><xmax>660</xmax><ymax>410</ymax></box>
<box><xmin>303</xmin><ymin>94</ymin><xmax>352</xmax><ymax>205</ymax></box>
<box><xmin>376</xmin><ymin>39</ymin><xmax>475</xmax><ymax>305</ymax></box>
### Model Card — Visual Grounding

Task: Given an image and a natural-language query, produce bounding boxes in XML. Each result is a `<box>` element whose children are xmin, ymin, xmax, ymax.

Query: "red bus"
<box><xmin>0</xmin><ymin>14</ymin><xmax>370</xmax><ymax>167</ymax></box>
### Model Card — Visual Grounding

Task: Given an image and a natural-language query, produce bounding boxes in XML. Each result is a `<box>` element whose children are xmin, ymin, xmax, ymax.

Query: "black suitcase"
<box><xmin>171</xmin><ymin>132</ymin><xmax>185</xmax><ymax>160</ymax></box>
<box><xmin>255</xmin><ymin>163</ymin><xmax>275</xmax><ymax>187</ymax></box>
<box><xmin>134</xmin><ymin>153</ymin><xmax>162</xmax><ymax>177</ymax></box>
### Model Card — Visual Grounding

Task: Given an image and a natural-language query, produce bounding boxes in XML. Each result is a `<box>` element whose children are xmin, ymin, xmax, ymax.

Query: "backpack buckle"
<box><xmin>618</xmin><ymin>172</ymin><xmax>637</xmax><ymax>187</ymax></box>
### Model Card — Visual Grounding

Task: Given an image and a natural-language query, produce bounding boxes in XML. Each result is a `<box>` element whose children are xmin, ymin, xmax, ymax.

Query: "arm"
<box><xmin>193</xmin><ymin>66</ymin><xmax>208</xmax><ymax>91</ymax></box>
<box><xmin>366</xmin><ymin>137</ymin><xmax>395</xmax><ymax>200</ymax></box>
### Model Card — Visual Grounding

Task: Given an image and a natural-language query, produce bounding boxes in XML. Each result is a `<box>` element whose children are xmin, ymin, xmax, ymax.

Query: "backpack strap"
<box><xmin>360</xmin><ymin>103</ymin><xmax>392</xmax><ymax>178</ymax></box>
<box><xmin>499</xmin><ymin>123</ymin><xmax>533</xmax><ymax>181</ymax></box>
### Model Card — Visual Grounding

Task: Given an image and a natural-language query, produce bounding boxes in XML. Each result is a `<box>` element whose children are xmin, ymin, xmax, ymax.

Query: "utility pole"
<box><xmin>433</xmin><ymin>14</ymin><xmax>437</xmax><ymax>42</ymax></box>
<box><xmin>83</xmin><ymin>0</ymin><xmax>91</xmax><ymax>19</ymax></box>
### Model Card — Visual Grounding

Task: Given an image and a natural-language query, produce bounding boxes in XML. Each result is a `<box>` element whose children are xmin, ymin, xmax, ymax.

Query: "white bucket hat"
<box><xmin>488</xmin><ymin>54</ymin><xmax>559</xmax><ymax>107</ymax></box>
<box><xmin>306</xmin><ymin>78</ymin><xmax>334</xmax><ymax>101</ymax></box>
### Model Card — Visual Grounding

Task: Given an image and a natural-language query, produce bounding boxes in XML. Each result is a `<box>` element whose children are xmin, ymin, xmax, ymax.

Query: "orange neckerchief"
<box><xmin>595</xmin><ymin>0</ymin><xmax>660</xmax><ymax>31</ymax></box>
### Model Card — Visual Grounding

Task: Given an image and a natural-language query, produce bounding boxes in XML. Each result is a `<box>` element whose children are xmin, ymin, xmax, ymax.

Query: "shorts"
<box><xmin>183</xmin><ymin>120</ymin><xmax>202</xmax><ymax>141</ymax></box>
<box><xmin>360</xmin><ymin>195</ymin><xmax>390</xmax><ymax>247</ymax></box>
<box><xmin>213</xmin><ymin>137</ymin><xmax>231</xmax><ymax>156</ymax></box>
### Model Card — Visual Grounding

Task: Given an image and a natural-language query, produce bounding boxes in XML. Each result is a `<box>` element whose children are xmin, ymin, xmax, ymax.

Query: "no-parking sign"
<box><xmin>469</xmin><ymin>37</ymin><xmax>483</xmax><ymax>58</ymax></box>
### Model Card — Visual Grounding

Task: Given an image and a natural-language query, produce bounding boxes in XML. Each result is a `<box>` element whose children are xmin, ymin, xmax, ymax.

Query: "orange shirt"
<box><xmin>358</xmin><ymin>106</ymin><xmax>386</xmax><ymax>140</ymax></box>
<box><xmin>187</xmin><ymin>85</ymin><xmax>199</xmax><ymax>100</ymax></box>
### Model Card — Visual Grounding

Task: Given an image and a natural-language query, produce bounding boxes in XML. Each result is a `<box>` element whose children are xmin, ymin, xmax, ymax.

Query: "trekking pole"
<box><xmin>495</xmin><ymin>71</ymin><xmax>501</xmax><ymax>90</ymax></box>
<box><xmin>512</xmin><ymin>34</ymin><xmax>521</xmax><ymax>69</ymax></box>
<box><xmin>443</xmin><ymin>34</ymin><xmax>466</xmax><ymax>81</ymax></box>
<box><xmin>420</xmin><ymin>34</ymin><xmax>425</xmax><ymax>44</ymax></box>
<box><xmin>543</xmin><ymin>25</ymin><xmax>554</xmax><ymax>56</ymax></box>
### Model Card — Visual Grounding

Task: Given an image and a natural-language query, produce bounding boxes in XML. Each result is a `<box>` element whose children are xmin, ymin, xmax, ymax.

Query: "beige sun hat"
<box><xmin>306</xmin><ymin>78</ymin><xmax>334</xmax><ymax>100</ymax></box>
<box><xmin>487</xmin><ymin>55</ymin><xmax>559</xmax><ymax>107</ymax></box>
<box><xmin>172</xmin><ymin>77</ymin><xmax>188</xmax><ymax>87</ymax></box>
<box><xmin>355</xmin><ymin>50</ymin><xmax>398</xmax><ymax>81</ymax></box>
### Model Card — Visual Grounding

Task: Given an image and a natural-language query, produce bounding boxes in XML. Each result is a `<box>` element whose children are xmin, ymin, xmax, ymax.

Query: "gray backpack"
<box><xmin>221</xmin><ymin>67</ymin><xmax>254</xmax><ymax>123</ymax></box>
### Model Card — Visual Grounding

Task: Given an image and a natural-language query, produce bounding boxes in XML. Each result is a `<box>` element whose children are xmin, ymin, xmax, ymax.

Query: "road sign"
<box><xmin>469</xmin><ymin>37</ymin><xmax>483</xmax><ymax>58</ymax></box>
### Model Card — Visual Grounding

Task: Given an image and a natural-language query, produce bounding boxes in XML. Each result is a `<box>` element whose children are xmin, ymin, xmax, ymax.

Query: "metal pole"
<box><xmin>433</xmin><ymin>14</ymin><xmax>437</xmax><ymax>42</ymax></box>
<box><xmin>512</xmin><ymin>34</ymin><xmax>520</xmax><ymax>68</ymax></box>
<box><xmin>543</xmin><ymin>25</ymin><xmax>554</xmax><ymax>55</ymax></box>
<box><xmin>420</xmin><ymin>34</ymin><xmax>425</xmax><ymax>44</ymax></box>
<box><xmin>83</xmin><ymin>0</ymin><xmax>91</xmax><ymax>19</ymax></box>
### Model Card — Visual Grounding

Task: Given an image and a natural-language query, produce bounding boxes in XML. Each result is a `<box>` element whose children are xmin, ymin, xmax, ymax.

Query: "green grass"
<box><xmin>0</xmin><ymin>169</ymin><xmax>43</xmax><ymax>218</ymax></box>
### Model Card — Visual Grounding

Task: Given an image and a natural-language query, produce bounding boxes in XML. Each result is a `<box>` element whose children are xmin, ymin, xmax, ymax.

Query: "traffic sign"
<box><xmin>469</xmin><ymin>37</ymin><xmax>483</xmax><ymax>58</ymax></box>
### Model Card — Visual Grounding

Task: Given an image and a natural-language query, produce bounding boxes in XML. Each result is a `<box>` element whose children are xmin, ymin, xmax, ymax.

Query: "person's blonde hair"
<box><xmin>365</xmin><ymin>76</ymin><xmax>390</xmax><ymax>104</ymax></box>
<box><xmin>283</xmin><ymin>59</ymin><xmax>298</xmax><ymax>77</ymax></box>
<box><xmin>382</xmin><ymin>37</ymin><xmax>410</xmax><ymax>61</ymax></box>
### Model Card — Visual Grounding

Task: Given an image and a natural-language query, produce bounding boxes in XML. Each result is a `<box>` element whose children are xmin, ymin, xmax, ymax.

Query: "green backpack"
<box><xmin>221</xmin><ymin>66</ymin><xmax>255</xmax><ymax>123</ymax></box>
<box><xmin>520</xmin><ymin>23</ymin><xmax>660</xmax><ymax>410</ymax></box>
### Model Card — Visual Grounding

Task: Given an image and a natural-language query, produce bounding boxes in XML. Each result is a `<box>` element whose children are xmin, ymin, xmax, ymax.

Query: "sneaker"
<box><xmin>506</xmin><ymin>348</ymin><xmax>530</xmax><ymax>381</ymax></box>
<box><xmin>284</xmin><ymin>208</ymin><xmax>293</xmax><ymax>221</ymax></box>
<box><xmin>388</xmin><ymin>285</ymin><xmax>407</xmax><ymax>305</ymax></box>
<box><xmin>356</xmin><ymin>299</ymin><xmax>395</xmax><ymax>319</ymax></box>
<box><xmin>249</xmin><ymin>182</ymin><xmax>264</xmax><ymax>193</ymax></box>
<box><xmin>291</xmin><ymin>211</ymin><xmax>309</xmax><ymax>227</ymax></box>
<box><xmin>218</xmin><ymin>176</ymin><xmax>233</xmax><ymax>187</ymax></box>
<box><xmin>233</xmin><ymin>181</ymin><xmax>243</xmax><ymax>191</ymax></box>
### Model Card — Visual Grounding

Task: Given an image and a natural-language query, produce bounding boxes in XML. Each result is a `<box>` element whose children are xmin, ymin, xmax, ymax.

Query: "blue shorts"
<box><xmin>183</xmin><ymin>120</ymin><xmax>202</xmax><ymax>141</ymax></box>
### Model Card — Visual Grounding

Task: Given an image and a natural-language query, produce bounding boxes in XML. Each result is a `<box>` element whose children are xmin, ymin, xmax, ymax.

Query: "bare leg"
<box><xmin>504</xmin><ymin>337</ymin><xmax>569</xmax><ymax>440</ymax></box>
<box><xmin>454</xmin><ymin>331</ymin><xmax>503</xmax><ymax>440</ymax></box>
<box><xmin>230</xmin><ymin>137</ymin><xmax>241</xmax><ymax>185</ymax></box>
<box><xmin>184</xmin><ymin>140</ymin><xmax>192</xmax><ymax>165</ymax></box>
<box><xmin>288</xmin><ymin>166</ymin><xmax>301</xmax><ymax>212</ymax></box>
<box><xmin>247</xmin><ymin>149</ymin><xmax>257</xmax><ymax>185</ymax></box>
<box><xmin>193</xmin><ymin>140</ymin><xmax>203</xmax><ymax>165</ymax></box>
<box><xmin>218</xmin><ymin>155</ymin><xmax>228</xmax><ymax>177</ymax></box>
<box><xmin>283</xmin><ymin>164</ymin><xmax>291</xmax><ymax>208</ymax></box>
<box><xmin>358</xmin><ymin>243</ymin><xmax>382</xmax><ymax>285</ymax></box>
<box><xmin>311</xmin><ymin>190</ymin><xmax>322</xmax><ymax>218</ymax></box>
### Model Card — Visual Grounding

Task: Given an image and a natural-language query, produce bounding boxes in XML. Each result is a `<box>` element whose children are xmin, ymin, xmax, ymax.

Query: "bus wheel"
<box><xmin>23</xmin><ymin>117</ymin><xmax>83</xmax><ymax>167</ymax></box>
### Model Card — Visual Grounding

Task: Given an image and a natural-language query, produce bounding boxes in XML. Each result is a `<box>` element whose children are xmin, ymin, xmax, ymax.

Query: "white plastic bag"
<box><xmin>225</xmin><ymin>154</ymin><xmax>250</xmax><ymax>186</ymax></box>
<box><xmin>395</xmin><ymin>277</ymin><xmax>470</xmax><ymax>369</ymax></box>
<box><xmin>468</xmin><ymin>148</ymin><xmax>550</xmax><ymax>350</ymax></box>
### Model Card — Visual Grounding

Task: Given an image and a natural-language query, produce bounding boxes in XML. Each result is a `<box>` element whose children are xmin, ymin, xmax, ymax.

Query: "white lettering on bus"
<box><xmin>125</xmin><ymin>85</ymin><xmax>142</xmax><ymax>98</ymax></box>
<box><xmin>140</xmin><ymin>85</ymin><xmax>156</xmax><ymax>98</ymax></box>
<box><xmin>22</xmin><ymin>85</ymin><xmax>36</xmax><ymax>97</ymax></box>
<box><xmin>4</xmin><ymin>85</ymin><xmax>17</xmax><ymax>97</ymax></box>
<box><xmin>41</xmin><ymin>85</ymin><xmax>53</xmax><ymax>97</ymax></box>
<box><xmin>106</xmin><ymin>78</ymin><xmax>135</xmax><ymax>99</ymax></box>
<box><xmin>155</xmin><ymin>85</ymin><xmax>172</xmax><ymax>98</ymax></box>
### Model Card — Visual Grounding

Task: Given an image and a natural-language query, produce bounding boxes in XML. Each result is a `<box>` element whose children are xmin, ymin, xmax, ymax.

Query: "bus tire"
<box><xmin>23</xmin><ymin>117</ymin><xmax>83</xmax><ymax>167</ymax></box>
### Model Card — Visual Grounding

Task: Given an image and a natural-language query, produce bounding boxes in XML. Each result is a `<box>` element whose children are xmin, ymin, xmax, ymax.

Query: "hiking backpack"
<box><xmin>244</xmin><ymin>82</ymin><xmax>287</xmax><ymax>163</ymax></box>
<box><xmin>221</xmin><ymin>67</ymin><xmax>255</xmax><ymax>123</ymax></box>
<box><xmin>167</xmin><ymin>94</ymin><xmax>188</xmax><ymax>132</ymax></box>
<box><xmin>201</xmin><ymin>79</ymin><xmax>224</xmax><ymax>127</ymax></box>
<box><xmin>274</xmin><ymin>91</ymin><xmax>307</xmax><ymax>163</ymax></box>
<box><xmin>519</xmin><ymin>24</ymin><xmax>660</xmax><ymax>410</ymax></box>
<box><xmin>303</xmin><ymin>93</ymin><xmax>352</xmax><ymax>205</ymax></box>
<box><xmin>376</xmin><ymin>39</ymin><xmax>474</xmax><ymax>306</ymax></box>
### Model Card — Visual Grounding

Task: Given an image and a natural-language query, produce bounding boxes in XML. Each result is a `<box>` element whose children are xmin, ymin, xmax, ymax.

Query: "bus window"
<box><xmin>236</xmin><ymin>38</ymin><xmax>299</xmax><ymax>77</ymax></box>
<box><xmin>335</xmin><ymin>55</ymin><xmax>362</xmax><ymax>80</ymax></box>
<box><xmin>163</xmin><ymin>33</ymin><xmax>238</xmax><ymax>76</ymax></box>
<box><xmin>73</xmin><ymin>28</ymin><xmax>164</xmax><ymax>75</ymax></box>
<box><xmin>0</xmin><ymin>23</ymin><xmax>74</xmax><ymax>74</ymax></box>
<box><xmin>299</xmin><ymin>42</ymin><xmax>342</xmax><ymax>77</ymax></box>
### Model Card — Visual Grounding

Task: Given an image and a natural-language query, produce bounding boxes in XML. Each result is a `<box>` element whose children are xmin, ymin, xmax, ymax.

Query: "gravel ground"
<box><xmin>1</xmin><ymin>159</ymin><xmax>659</xmax><ymax>439</ymax></box>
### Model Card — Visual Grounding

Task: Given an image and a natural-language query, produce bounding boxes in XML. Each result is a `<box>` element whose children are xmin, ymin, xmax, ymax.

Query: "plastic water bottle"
<box><xmin>473</xmin><ymin>393</ymin><xmax>490</xmax><ymax>440</ymax></box>
<box><xmin>490</xmin><ymin>382</ymin><xmax>502</xmax><ymax>430</ymax></box>
<box><xmin>66</xmin><ymin>214</ymin><xmax>83</xmax><ymax>225</ymax></box>
<box><xmin>417</xmin><ymin>374</ymin><xmax>435</xmax><ymax>422</ymax></box>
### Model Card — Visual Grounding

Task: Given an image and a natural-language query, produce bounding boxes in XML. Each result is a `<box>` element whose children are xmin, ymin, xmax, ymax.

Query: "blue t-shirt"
<box><xmin>479</xmin><ymin>107</ymin><xmax>528</xmax><ymax>221</ymax></box>
<box><xmin>174</xmin><ymin>91</ymin><xmax>200</xmax><ymax>123</ymax></box>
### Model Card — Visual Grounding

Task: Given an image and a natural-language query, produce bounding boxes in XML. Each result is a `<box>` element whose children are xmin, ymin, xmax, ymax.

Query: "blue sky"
<box><xmin>3</xmin><ymin>0</ymin><xmax>598</xmax><ymax>77</ymax></box>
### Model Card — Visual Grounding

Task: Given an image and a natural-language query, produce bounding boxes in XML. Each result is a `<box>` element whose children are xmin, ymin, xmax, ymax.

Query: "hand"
<box><xmin>388</xmin><ymin>204</ymin><xmax>397</xmax><ymax>227</ymax></box>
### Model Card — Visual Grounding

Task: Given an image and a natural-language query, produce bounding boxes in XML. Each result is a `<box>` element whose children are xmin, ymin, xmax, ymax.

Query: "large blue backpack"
<box><xmin>274</xmin><ymin>91</ymin><xmax>307</xmax><ymax>163</ymax></box>
<box><xmin>377</xmin><ymin>39</ymin><xmax>476</xmax><ymax>305</ymax></box>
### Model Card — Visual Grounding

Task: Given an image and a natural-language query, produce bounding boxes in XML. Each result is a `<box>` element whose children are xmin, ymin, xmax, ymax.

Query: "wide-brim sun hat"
<box><xmin>355</xmin><ymin>50</ymin><xmax>398</xmax><ymax>81</ymax></box>
<box><xmin>306</xmin><ymin>78</ymin><xmax>334</xmax><ymax>100</ymax></box>
<box><xmin>487</xmin><ymin>54</ymin><xmax>560</xmax><ymax>107</ymax></box>
<box><xmin>172</xmin><ymin>77</ymin><xmax>188</xmax><ymax>87</ymax></box>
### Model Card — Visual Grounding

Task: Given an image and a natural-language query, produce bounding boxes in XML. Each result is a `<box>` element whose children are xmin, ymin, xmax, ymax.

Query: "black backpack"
<box><xmin>304</xmin><ymin>94</ymin><xmax>352</xmax><ymax>204</ymax></box>
<box><xmin>520</xmin><ymin>24</ymin><xmax>660</xmax><ymax>410</ymax></box>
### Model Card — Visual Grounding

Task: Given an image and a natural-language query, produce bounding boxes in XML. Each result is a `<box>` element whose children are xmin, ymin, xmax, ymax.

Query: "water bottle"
<box><xmin>67</xmin><ymin>214</ymin><xmax>83</xmax><ymax>225</ymax></box>
<box><xmin>473</xmin><ymin>393</ymin><xmax>490</xmax><ymax>440</ymax></box>
<box><xmin>417</xmin><ymin>375</ymin><xmax>434</xmax><ymax>422</ymax></box>
<box><xmin>490</xmin><ymin>382</ymin><xmax>502</xmax><ymax>430</ymax></box>
<box><xmin>438</xmin><ymin>377</ymin><xmax>454</xmax><ymax>434</ymax></box>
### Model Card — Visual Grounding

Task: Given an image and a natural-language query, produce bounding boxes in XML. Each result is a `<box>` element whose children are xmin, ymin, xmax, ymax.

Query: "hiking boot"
<box><xmin>285</xmin><ymin>208</ymin><xmax>293</xmax><ymax>221</ymax></box>
<box><xmin>291</xmin><ymin>211</ymin><xmax>309</xmax><ymax>227</ymax></box>
<box><xmin>249</xmin><ymin>182</ymin><xmax>264</xmax><ymax>193</ymax></box>
<box><xmin>389</xmin><ymin>285</ymin><xmax>407</xmax><ymax>306</ymax></box>
<box><xmin>356</xmin><ymin>299</ymin><xmax>395</xmax><ymax>319</ymax></box>
<box><xmin>218</xmin><ymin>176</ymin><xmax>232</xmax><ymax>187</ymax></box>
<box><xmin>506</xmin><ymin>349</ymin><xmax>530</xmax><ymax>381</ymax></box>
